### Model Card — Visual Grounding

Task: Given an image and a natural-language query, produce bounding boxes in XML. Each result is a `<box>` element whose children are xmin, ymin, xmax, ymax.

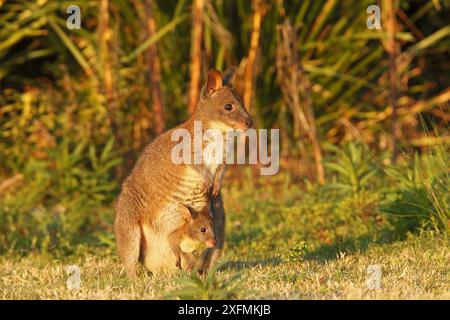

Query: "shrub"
<box><xmin>0</xmin><ymin>138</ymin><xmax>121</xmax><ymax>253</ymax></box>
<box><xmin>383</xmin><ymin>148</ymin><xmax>450</xmax><ymax>236</ymax></box>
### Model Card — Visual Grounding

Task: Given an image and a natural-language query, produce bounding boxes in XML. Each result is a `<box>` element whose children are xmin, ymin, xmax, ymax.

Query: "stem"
<box><xmin>243</xmin><ymin>0</ymin><xmax>266</xmax><ymax>110</ymax></box>
<box><xmin>145</xmin><ymin>0</ymin><xmax>165</xmax><ymax>135</ymax></box>
<box><xmin>188</xmin><ymin>0</ymin><xmax>204</xmax><ymax>114</ymax></box>
<box><xmin>384</xmin><ymin>0</ymin><xmax>401</xmax><ymax>162</ymax></box>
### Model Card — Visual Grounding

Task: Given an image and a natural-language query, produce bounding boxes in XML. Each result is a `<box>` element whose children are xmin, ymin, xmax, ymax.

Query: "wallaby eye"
<box><xmin>200</xmin><ymin>227</ymin><xmax>207</xmax><ymax>234</ymax></box>
<box><xmin>224</xmin><ymin>104</ymin><xmax>233</xmax><ymax>111</ymax></box>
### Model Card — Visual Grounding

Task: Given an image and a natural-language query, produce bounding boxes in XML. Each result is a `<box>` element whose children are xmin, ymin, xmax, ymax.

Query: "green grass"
<box><xmin>0</xmin><ymin>231</ymin><xmax>448</xmax><ymax>299</ymax></box>
<box><xmin>0</xmin><ymin>166</ymin><xmax>449</xmax><ymax>299</ymax></box>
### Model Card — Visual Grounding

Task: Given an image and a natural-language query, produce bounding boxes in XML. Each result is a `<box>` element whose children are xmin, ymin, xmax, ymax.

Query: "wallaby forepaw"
<box><xmin>185</xmin><ymin>263</ymin><xmax>196</xmax><ymax>272</ymax></box>
<box><xmin>126</xmin><ymin>269</ymin><xmax>138</xmax><ymax>281</ymax></box>
<box><xmin>211</xmin><ymin>184</ymin><xmax>220</xmax><ymax>198</ymax></box>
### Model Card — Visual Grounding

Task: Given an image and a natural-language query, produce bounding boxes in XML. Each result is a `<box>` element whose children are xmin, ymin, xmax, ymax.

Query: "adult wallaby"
<box><xmin>114</xmin><ymin>68</ymin><xmax>252</xmax><ymax>278</ymax></box>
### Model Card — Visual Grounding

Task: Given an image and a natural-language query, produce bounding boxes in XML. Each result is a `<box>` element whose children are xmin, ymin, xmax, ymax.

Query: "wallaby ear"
<box><xmin>178</xmin><ymin>203</ymin><xmax>194</xmax><ymax>223</ymax></box>
<box><xmin>222</xmin><ymin>67</ymin><xmax>237</xmax><ymax>87</ymax></box>
<box><xmin>204</xmin><ymin>69</ymin><xmax>223</xmax><ymax>97</ymax></box>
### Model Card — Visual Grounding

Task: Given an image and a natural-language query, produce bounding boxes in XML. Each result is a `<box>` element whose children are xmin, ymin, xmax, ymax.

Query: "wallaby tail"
<box><xmin>114</xmin><ymin>196</ymin><xmax>141</xmax><ymax>279</ymax></box>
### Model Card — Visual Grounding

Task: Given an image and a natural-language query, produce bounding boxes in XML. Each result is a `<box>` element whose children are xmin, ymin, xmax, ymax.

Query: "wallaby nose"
<box><xmin>245</xmin><ymin>117</ymin><xmax>253</xmax><ymax>128</ymax></box>
<box><xmin>207</xmin><ymin>239</ymin><xmax>217</xmax><ymax>248</ymax></box>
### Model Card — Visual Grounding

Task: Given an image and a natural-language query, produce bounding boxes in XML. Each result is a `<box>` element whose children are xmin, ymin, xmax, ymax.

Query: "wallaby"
<box><xmin>168</xmin><ymin>204</ymin><xmax>216</xmax><ymax>271</ymax></box>
<box><xmin>114</xmin><ymin>67</ymin><xmax>252</xmax><ymax>278</ymax></box>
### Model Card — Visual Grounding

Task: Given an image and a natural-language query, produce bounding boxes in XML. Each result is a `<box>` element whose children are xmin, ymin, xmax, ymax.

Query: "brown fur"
<box><xmin>168</xmin><ymin>204</ymin><xmax>216</xmax><ymax>271</ymax></box>
<box><xmin>114</xmin><ymin>68</ymin><xmax>252</xmax><ymax>278</ymax></box>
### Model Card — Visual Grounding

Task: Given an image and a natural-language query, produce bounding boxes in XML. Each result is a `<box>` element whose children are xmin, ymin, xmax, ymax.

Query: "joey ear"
<box><xmin>222</xmin><ymin>67</ymin><xmax>237</xmax><ymax>87</ymax></box>
<box><xmin>204</xmin><ymin>69</ymin><xmax>223</xmax><ymax>97</ymax></box>
<box><xmin>178</xmin><ymin>203</ymin><xmax>194</xmax><ymax>223</ymax></box>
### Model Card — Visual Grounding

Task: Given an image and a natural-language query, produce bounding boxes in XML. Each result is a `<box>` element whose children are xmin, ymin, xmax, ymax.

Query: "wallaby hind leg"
<box><xmin>114</xmin><ymin>217</ymin><xmax>141</xmax><ymax>280</ymax></box>
<box><xmin>199</xmin><ymin>193</ymin><xmax>225</xmax><ymax>274</ymax></box>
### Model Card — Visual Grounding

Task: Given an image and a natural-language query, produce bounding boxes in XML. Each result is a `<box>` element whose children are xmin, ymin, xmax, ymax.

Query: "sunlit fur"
<box><xmin>114</xmin><ymin>68</ymin><xmax>252</xmax><ymax>277</ymax></box>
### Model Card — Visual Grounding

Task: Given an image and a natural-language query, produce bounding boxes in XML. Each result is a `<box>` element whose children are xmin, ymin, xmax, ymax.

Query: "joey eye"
<box><xmin>224</xmin><ymin>104</ymin><xmax>233</xmax><ymax>111</ymax></box>
<box><xmin>200</xmin><ymin>227</ymin><xmax>207</xmax><ymax>234</ymax></box>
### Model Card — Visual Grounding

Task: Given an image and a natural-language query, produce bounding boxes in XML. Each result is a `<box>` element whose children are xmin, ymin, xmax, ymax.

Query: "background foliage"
<box><xmin>0</xmin><ymin>0</ymin><xmax>449</xmax><ymax>256</ymax></box>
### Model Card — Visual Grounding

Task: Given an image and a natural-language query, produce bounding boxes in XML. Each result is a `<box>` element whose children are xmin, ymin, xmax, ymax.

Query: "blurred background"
<box><xmin>0</xmin><ymin>0</ymin><xmax>449</xmax><ymax>256</ymax></box>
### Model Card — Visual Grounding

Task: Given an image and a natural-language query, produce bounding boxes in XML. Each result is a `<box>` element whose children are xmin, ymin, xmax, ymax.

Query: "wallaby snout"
<box><xmin>232</xmin><ymin>104</ymin><xmax>253</xmax><ymax>130</ymax></box>
<box><xmin>206</xmin><ymin>238</ymin><xmax>217</xmax><ymax>248</ymax></box>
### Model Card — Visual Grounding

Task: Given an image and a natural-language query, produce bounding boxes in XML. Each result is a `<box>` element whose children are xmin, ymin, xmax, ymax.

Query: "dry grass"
<box><xmin>1</xmin><ymin>235</ymin><xmax>448</xmax><ymax>300</ymax></box>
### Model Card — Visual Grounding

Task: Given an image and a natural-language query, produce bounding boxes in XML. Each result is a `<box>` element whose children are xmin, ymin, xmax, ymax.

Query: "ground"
<box><xmin>0</xmin><ymin>235</ymin><xmax>448</xmax><ymax>299</ymax></box>
<box><xmin>0</xmin><ymin>171</ymin><xmax>448</xmax><ymax>299</ymax></box>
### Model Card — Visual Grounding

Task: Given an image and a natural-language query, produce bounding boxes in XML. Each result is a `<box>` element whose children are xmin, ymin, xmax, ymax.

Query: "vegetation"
<box><xmin>1</xmin><ymin>166</ymin><xmax>449</xmax><ymax>299</ymax></box>
<box><xmin>0</xmin><ymin>0</ymin><xmax>449</xmax><ymax>299</ymax></box>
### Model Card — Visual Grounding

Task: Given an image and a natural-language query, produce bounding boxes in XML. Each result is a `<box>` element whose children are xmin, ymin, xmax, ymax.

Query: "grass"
<box><xmin>0</xmin><ymin>164</ymin><xmax>449</xmax><ymax>300</ymax></box>
<box><xmin>0</xmin><ymin>234</ymin><xmax>448</xmax><ymax>299</ymax></box>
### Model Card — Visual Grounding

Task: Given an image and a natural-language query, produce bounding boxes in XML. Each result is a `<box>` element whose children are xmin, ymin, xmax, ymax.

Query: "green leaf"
<box><xmin>122</xmin><ymin>14</ymin><xmax>188</xmax><ymax>63</ymax></box>
<box><xmin>47</xmin><ymin>16</ymin><xmax>96</xmax><ymax>79</ymax></box>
